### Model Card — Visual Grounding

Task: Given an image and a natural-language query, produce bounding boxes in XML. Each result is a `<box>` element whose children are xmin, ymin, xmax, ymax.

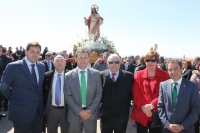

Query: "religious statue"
<box><xmin>84</xmin><ymin>4</ymin><xmax>103</xmax><ymax>41</ymax></box>
<box><xmin>150</xmin><ymin>44</ymin><xmax>158</xmax><ymax>51</ymax></box>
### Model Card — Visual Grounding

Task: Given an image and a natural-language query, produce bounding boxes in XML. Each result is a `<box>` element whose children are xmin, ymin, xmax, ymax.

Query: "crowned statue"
<box><xmin>84</xmin><ymin>4</ymin><xmax>104</xmax><ymax>41</ymax></box>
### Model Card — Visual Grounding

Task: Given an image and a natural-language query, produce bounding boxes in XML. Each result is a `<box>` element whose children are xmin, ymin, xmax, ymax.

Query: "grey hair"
<box><xmin>166</xmin><ymin>58</ymin><xmax>182</xmax><ymax>69</ymax></box>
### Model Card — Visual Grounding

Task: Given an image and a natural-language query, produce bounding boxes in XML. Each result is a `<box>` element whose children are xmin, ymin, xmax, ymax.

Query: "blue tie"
<box><xmin>31</xmin><ymin>64</ymin><xmax>37</xmax><ymax>85</ymax></box>
<box><xmin>47</xmin><ymin>61</ymin><xmax>51</xmax><ymax>70</ymax></box>
<box><xmin>55</xmin><ymin>74</ymin><xmax>61</xmax><ymax>106</ymax></box>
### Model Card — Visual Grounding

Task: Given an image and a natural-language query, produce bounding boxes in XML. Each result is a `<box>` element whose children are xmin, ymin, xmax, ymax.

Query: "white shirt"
<box><xmin>171</xmin><ymin>77</ymin><xmax>182</xmax><ymax>94</ymax></box>
<box><xmin>52</xmin><ymin>71</ymin><xmax>64</xmax><ymax>106</ymax></box>
<box><xmin>25</xmin><ymin>57</ymin><xmax>39</xmax><ymax>84</ymax></box>
<box><xmin>108</xmin><ymin>69</ymin><xmax>119</xmax><ymax>82</ymax></box>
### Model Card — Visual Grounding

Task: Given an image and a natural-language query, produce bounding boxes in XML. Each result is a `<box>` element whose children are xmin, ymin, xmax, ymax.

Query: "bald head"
<box><xmin>53</xmin><ymin>55</ymin><xmax>66</xmax><ymax>73</ymax></box>
<box><xmin>107</xmin><ymin>54</ymin><xmax>120</xmax><ymax>61</ymax></box>
<box><xmin>107</xmin><ymin>54</ymin><xmax>121</xmax><ymax>73</ymax></box>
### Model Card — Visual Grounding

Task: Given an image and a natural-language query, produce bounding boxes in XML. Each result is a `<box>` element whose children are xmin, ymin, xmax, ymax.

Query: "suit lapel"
<box><xmin>72</xmin><ymin>68</ymin><xmax>81</xmax><ymax>97</ymax></box>
<box><xmin>86</xmin><ymin>68</ymin><xmax>92</xmax><ymax>102</ymax></box>
<box><xmin>49</xmin><ymin>70</ymin><xmax>55</xmax><ymax>97</ymax></box>
<box><xmin>36</xmin><ymin>62</ymin><xmax>43</xmax><ymax>88</ymax></box>
<box><xmin>21</xmin><ymin>59</ymin><xmax>36</xmax><ymax>86</ymax></box>
<box><xmin>104</xmin><ymin>69</ymin><xmax>111</xmax><ymax>88</ymax></box>
<box><xmin>166</xmin><ymin>80</ymin><xmax>174</xmax><ymax>108</ymax></box>
<box><xmin>175</xmin><ymin>79</ymin><xmax>187</xmax><ymax>108</ymax></box>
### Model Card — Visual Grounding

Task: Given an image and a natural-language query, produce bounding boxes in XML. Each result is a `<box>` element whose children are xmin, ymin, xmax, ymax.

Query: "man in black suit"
<box><xmin>120</xmin><ymin>56</ymin><xmax>136</xmax><ymax>74</ymax></box>
<box><xmin>42</xmin><ymin>51</ymin><xmax>55</xmax><ymax>72</ymax></box>
<box><xmin>43</xmin><ymin>55</ymin><xmax>69</xmax><ymax>133</ymax></box>
<box><xmin>0</xmin><ymin>47</ymin><xmax>12</xmax><ymax>111</ymax></box>
<box><xmin>100</xmin><ymin>54</ymin><xmax>133</xmax><ymax>133</ymax></box>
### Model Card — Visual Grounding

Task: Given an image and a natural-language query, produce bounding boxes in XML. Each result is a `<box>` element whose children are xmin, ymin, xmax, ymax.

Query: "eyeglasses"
<box><xmin>108</xmin><ymin>61</ymin><xmax>120</xmax><ymax>64</ymax></box>
<box><xmin>145</xmin><ymin>59</ymin><xmax>157</xmax><ymax>62</ymax></box>
<box><xmin>45</xmin><ymin>55</ymin><xmax>51</xmax><ymax>57</ymax></box>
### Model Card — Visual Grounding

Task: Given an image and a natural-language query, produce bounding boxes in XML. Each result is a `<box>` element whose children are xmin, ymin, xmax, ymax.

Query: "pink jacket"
<box><xmin>190</xmin><ymin>70</ymin><xmax>200</xmax><ymax>93</ymax></box>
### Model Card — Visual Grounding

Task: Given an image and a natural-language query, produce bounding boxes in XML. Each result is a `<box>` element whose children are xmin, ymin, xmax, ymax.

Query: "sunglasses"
<box><xmin>145</xmin><ymin>59</ymin><xmax>157</xmax><ymax>62</ymax></box>
<box><xmin>108</xmin><ymin>61</ymin><xmax>120</xmax><ymax>64</ymax></box>
<box><xmin>45</xmin><ymin>55</ymin><xmax>51</xmax><ymax>57</ymax></box>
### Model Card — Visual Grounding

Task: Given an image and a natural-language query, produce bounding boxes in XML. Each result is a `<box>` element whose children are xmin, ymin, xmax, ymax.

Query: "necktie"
<box><xmin>80</xmin><ymin>71</ymin><xmax>86</xmax><ymax>106</ymax></box>
<box><xmin>47</xmin><ymin>61</ymin><xmax>51</xmax><ymax>70</ymax></box>
<box><xmin>112</xmin><ymin>73</ymin><xmax>116</xmax><ymax>82</ymax></box>
<box><xmin>55</xmin><ymin>74</ymin><xmax>61</xmax><ymax>106</ymax></box>
<box><xmin>172</xmin><ymin>82</ymin><xmax>178</xmax><ymax>106</ymax></box>
<box><xmin>31</xmin><ymin>64</ymin><xmax>37</xmax><ymax>85</ymax></box>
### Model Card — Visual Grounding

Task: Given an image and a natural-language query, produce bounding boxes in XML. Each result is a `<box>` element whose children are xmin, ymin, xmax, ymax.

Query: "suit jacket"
<box><xmin>100</xmin><ymin>69</ymin><xmax>133</xmax><ymax>121</ymax></box>
<box><xmin>120</xmin><ymin>63</ymin><xmax>137</xmax><ymax>74</ymax></box>
<box><xmin>0</xmin><ymin>58</ymin><xmax>45</xmax><ymax>123</ymax></box>
<box><xmin>43</xmin><ymin>69</ymin><xmax>69</xmax><ymax>123</ymax></box>
<box><xmin>182</xmin><ymin>68</ymin><xmax>192</xmax><ymax>80</ymax></box>
<box><xmin>130</xmin><ymin>67</ymin><xmax>169</xmax><ymax>126</ymax></box>
<box><xmin>127</xmin><ymin>64</ymin><xmax>137</xmax><ymax>74</ymax></box>
<box><xmin>0</xmin><ymin>54</ymin><xmax>12</xmax><ymax>76</ymax></box>
<box><xmin>92</xmin><ymin>62</ymin><xmax>107</xmax><ymax>71</ymax></box>
<box><xmin>64</xmin><ymin>67</ymin><xmax>102</xmax><ymax>124</ymax></box>
<box><xmin>41</xmin><ymin>60</ymin><xmax>55</xmax><ymax>72</ymax></box>
<box><xmin>158</xmin><ymin>78</ymin><xmax>200</xmax><ymax>133</ymax></box>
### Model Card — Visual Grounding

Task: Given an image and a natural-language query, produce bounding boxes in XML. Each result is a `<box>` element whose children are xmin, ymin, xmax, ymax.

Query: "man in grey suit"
<box><xmin>64</xmin><ymin>48</ymin><xmax>102</xmax><ymax>133</ymax></box>
<box><xmin>92</xmin><ymin>52</ymin><xmax>110</xmax><ymax>71</ymax></box>
<box><xmin>158</xmin><ymin>59</ymin><xmax>200</xmax><ymax>133</ymax></box>
<box><xmin>43</xmin><ymin>55</ymin><xmax>69</xmax><ymax>133</ymax></box>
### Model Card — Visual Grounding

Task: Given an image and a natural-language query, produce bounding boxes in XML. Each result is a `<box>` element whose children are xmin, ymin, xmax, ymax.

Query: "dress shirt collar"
<box><xmin>108</xmin><ymin>69</ymin><xmax>119</xmax><ymax>77</ymax></box>
<box><xmin>54</xmin><ymin>70</ymin><xmax>64</xmax><ymax>76</ymax></box>
<box><xmin>46</xmin><ymin>60</ymin><xmax>52</xmax><ymax>63</ymax></box>
<box><xmin>77</xmin><ymin>67</ymin><xmax>88</xmax><ymax>74</ymax></box>
<box><xmin>25</xmin><ymin>57</ymin><xmax>36</xmax><ymax>66</ymax></box>
<box><xmin>171</xmin><ymin>77</ymin><xmax>182</xmax><ymax>85</ymax></box>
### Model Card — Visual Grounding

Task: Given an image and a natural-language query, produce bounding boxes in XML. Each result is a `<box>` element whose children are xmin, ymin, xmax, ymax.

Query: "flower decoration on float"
<box><xmin>74</xmin><ymin>34</ymin><xmax>117</xmax><ymax>55</ymax></box>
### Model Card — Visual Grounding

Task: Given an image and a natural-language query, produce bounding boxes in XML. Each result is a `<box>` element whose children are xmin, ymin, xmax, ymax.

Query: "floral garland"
<box><xmin>75</xmin><ymin>35</ymin><xmax>117</xmax><ymax>54</ymax></box>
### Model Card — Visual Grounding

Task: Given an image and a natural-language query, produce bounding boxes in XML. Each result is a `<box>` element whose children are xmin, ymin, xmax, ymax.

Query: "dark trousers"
<box><xmin>0</xmin><ymin>93</ymin><xmax>8</xmax><ymax>108</ymax></box>
<box><xmin>101</xmin><ymin>114</ymin><xmax>128</xmax><ymax>133</ymax></box>
<box><xmin>13</xmin><ymin>107</ymin><xmax>43</xmax><ymax>133</ymax></box>
<box><xmin>136</xmin><ymin>121</ymin><xmax>162</xmax><ymax>133</ymax></box>
<box><xmin>195</xmin><ymin>116</ymin><xmax>199</xmax><ymax>133</ymax></box>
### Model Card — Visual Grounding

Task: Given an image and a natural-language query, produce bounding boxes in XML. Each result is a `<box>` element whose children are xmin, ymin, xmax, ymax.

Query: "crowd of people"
<box><xmin>0</xmin><ymin>42</ymin><xmax>200</xmax><ymax>133</ymax></box>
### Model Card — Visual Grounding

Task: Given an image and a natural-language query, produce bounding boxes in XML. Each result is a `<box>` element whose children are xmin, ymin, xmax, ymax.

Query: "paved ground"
<box><xmin>0</xmin><ymin>109</ymin><xmax>101</xmax><ymax>133</ymax></box>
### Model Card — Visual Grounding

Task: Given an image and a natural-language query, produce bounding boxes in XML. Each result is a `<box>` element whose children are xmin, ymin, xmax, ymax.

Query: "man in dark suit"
<box><xmin>100</xmin><ymin>54</ymin><xmax>133</xmax><ymax>133</ymax></box>
<box><xmin>0</xmin><ymin>47</ymin><xmax>12</xmax><ymax>111</ymax></box>
<box><xmin>43</xmin><ymin>55</ymin><xmax>69</xmax><ymax>133</ymax></box>
<box><xmin>158</xmin><ymin>59</ymin><xmax>200</xmax><ymax>133</ymax></box>
<box><xmin>0</xmin><ymin>41</ymin><xmax>45</xmax><ymax>133</ymax></box>
<box><xmin>64</xmin><ymin>48</ymin><xmax>102</xmax><ymax>133</ymax></box>
<box><xmin>42</xmin><ymin>51</ymin><xmax>55</xmax><ymax>72</ymax></box>
<box><xmin>120</xmin><ymin>56</ymin><xmax>136</xmax><ymax>74</ymax></box>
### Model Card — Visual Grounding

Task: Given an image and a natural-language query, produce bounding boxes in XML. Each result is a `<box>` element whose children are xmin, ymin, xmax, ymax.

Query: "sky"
<box><xmin>0</xmin><ymin>0</ymin><xmax>199</xmax><ymax>58</ymax></box>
